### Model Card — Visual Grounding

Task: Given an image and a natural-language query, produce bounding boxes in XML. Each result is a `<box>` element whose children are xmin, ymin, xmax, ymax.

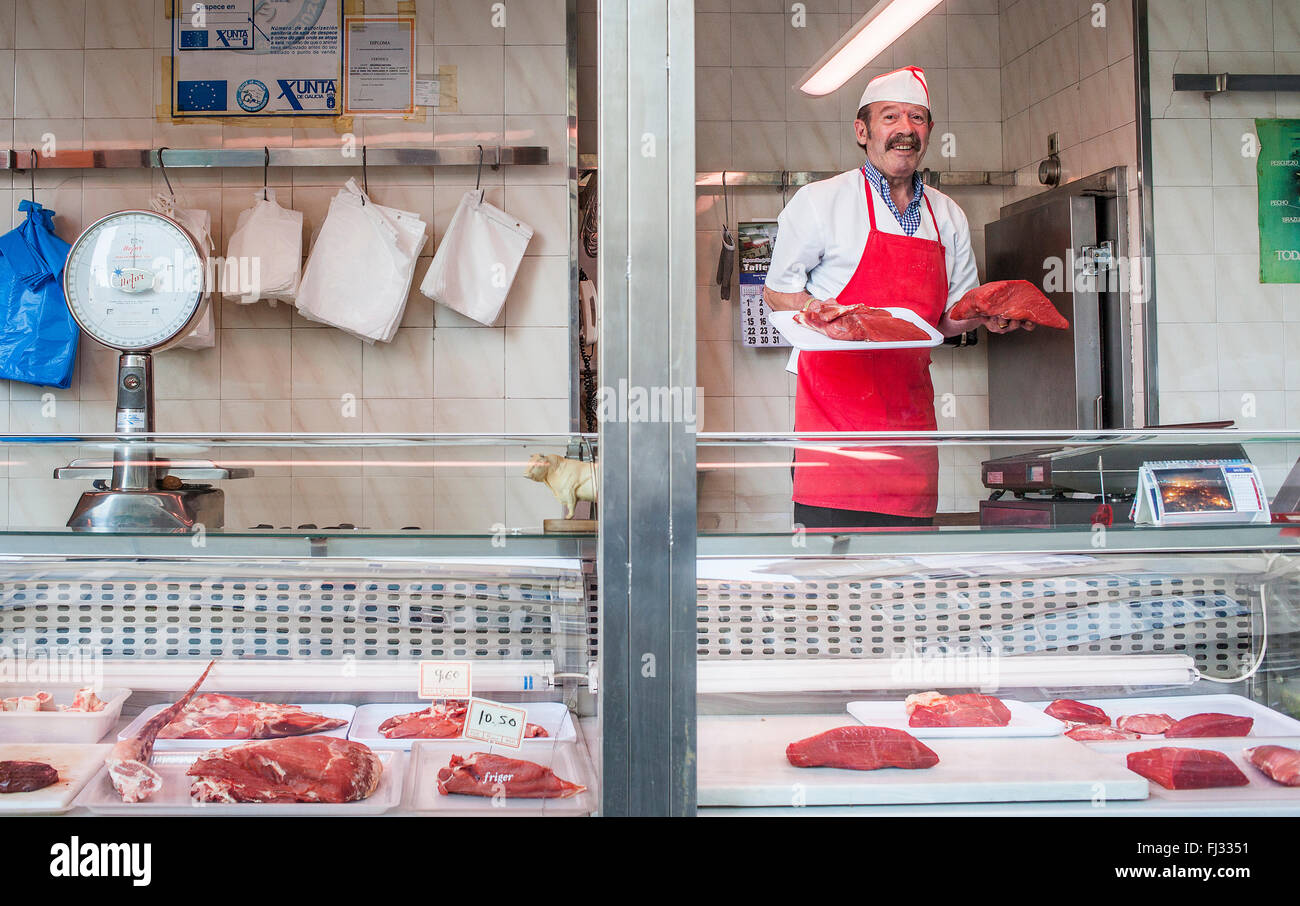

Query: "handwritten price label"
<box><xmin>463</xmin><ymin>698</ymin><xmax>528</xmax><ymax>748</ymax></box>
<box><xmin>418</xmin><ymin>661</ymin><xmax>472</xmax><ymax>699</ymax></box>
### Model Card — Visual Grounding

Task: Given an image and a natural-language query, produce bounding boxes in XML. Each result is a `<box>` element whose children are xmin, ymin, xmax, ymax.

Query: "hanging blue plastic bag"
<box><xmin>0</xmin><ymin>199</ymin><xmax>77</xmax><ymax>387</ymax></box>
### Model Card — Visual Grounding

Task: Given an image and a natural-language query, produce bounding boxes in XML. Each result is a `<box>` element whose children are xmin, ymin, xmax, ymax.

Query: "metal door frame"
<box><xmin>597</xmin><ymin>0</ymin><xmax>698</xmax><ymax>816</ymax></box>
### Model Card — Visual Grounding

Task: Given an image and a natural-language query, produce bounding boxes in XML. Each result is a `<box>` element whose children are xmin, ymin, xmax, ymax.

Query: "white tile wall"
<box><xmin>1149</xmin><ymin>0</ymin><xmax>1300</xmax><ymax>445</ymax></box>
<box><xmin>0</xmin><ymin>1</ymin><xmax>572</xmax><ymax>530</ymax></box>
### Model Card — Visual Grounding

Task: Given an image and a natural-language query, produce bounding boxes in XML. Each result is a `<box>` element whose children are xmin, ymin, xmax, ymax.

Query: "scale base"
<box><xmin>67</xmin><ymin>488</ymin><xmax>226</xmax><ymax>533</ymax></box>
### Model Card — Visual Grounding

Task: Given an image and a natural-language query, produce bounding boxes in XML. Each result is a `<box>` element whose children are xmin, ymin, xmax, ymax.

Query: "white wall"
<box><xmin>0</xmin><ymin>0</ymin><xmax>573</xmax><ymax>530</ymax></box>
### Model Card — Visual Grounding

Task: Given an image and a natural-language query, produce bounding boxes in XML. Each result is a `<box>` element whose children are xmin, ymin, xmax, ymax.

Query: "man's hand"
<box><xmin>982</xmin><ymin>316</ymin><xmax>1035</xmax><ymax>334</ymax></box>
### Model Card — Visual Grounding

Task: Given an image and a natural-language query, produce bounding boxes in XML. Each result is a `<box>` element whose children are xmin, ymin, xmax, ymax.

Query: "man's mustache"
<box><xmin>887</xmin><ymin>134</ymin><xmax>920</xmax><ymax>150</ymax></box>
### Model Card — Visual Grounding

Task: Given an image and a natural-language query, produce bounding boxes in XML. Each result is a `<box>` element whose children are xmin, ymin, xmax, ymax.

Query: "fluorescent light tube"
<box><xmin>797</xmin><ymin>0</ymin><xmax>945</xmax><ymax>97</ymax></box>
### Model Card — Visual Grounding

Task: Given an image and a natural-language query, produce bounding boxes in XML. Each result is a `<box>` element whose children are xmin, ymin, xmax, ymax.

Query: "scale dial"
<box><xmin>63</xmin><ymin>210</ymin><xmax>208</xmax><ymax>353</ymax></box>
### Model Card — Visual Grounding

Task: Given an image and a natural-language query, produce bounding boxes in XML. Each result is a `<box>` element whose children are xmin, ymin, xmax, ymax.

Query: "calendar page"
<box><xmin>737</xmin><ymin>221</ymin><xmax>789</xmax><ymax>348</ymax></box>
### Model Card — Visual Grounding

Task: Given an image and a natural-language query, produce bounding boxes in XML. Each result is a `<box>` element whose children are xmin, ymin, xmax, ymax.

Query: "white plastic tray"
<box><xmin>847</xmin><ymin>699</ymin><xmax>1066</xmax><ymax>738</ymax></box>
<box><xmin>348</xmin><ymin>702</ymin><xmax>575</xmax><ymax>750</ymax></box>
<box><xmin>698</xmin><ymin>715</ymin><xmax>1147</xmax><ymax>806</ymax></box>
<box><xmin>1087</xmin><ymin>736</ymin><xmax>1300</xmax><ymax>801</ymax></box>
<box><xmin>1026</xmin><ymin>695</ymin><xmax>1300</xmax><ymax>738</ymax></box>
<box><xmin>768</xmin><ymin>307</ymin><xmax>943</xmax><ymax>351</ymax></box>
<box><xmin>117</xmin><ymin>702</ymin><xmax>355</xmax><ymax>749</ymax></box>
<box><xmin>406</xmin><ymin>740</ymin><xmax>594</xmax><ymax>815</ymax></box>
<box><xmin>75</xmin><ymin>748</ymin><xmax>402</xmax><ymax>815</ymax></box>
<box><xmin>0</xmin><ymin>685</ymin><xmax>131</xmax><ymax>744</ymax></box>
<box><xmin>0</xmin><ymin>743</ymin><xmax>111</xmax><ymax>814</ymax></box>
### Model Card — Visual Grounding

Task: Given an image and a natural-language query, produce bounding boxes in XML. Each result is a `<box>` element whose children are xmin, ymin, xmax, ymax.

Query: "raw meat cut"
<box><xmin>1126</xmin><ymin>747</ymin><xmax>1249</xmax><ymax>790</ymax></box>
<box><xmin>108</xmin><ymin>660</ymin><xmax>214</xmax><ymax>803</ymax></box>
<box><xmin>436</xmin><ymin>753</ymin><xmax>585</xmax><ymax>799</ymax></box>
<box><xmin>70</xmin><ymin>688</ymin><xmax>104</xmax><ymax>712</ymax></box>
<box><xmin>377</xmin><ymin>700</ymin><xmax>548</xmax><ymax>740</ymax></box>
<box><xmin>1116</xmin><ymin>713</ymin><xmax>1175</xmax><ymax>735</ymax></box>
<box><xmin>786</xmin><ymin>726</ymin><xmax>939</xmax><ymax>770</ymax></box>
<box><xmin>1163</xmin><ymin>713</ymin><xmax>1254</xmax><ymax>738</ymax></box>
<box><xmin>793</xmin><ymin>299</ymin><xmax>930</xmax><ymax>343</ymax></box>
<box><xmin>1045</xmin><ymin>700</ymin><xmax>1110</xmax><ymax>726</ymax></box>
<box><xmin>949</xmin><ymin>280</ymin><xmax>1069</xmax><ymax>329</ymax></box>
<box><xmin>1065</xmin><ymin>725</ymin><xmax>1140</xmax><ymax>742</ymax></box>
<box><xmin>188</xmin><ymin>737</ymin><xmax>383</xmax><ymax>803</ymax></box>
<box><xmin>1</xmin><ymin>688</ymin><xmax>105</xmax><ymax>712</ymax></box>
<box><xmin>0</xmin><ymin>761</ymin><xmax>59</xmax><ymax>793</ymax></box>
<box><xmin>159</xmin><ymin>694</ymin><xmax>347</xmax><ymax>739</ymax></box>
<box><xmin>1243</xmin><ymin>745</ymin><xmax>1300</xmax><ymax>786</ymax></box>
<box><xmin>906</xmin><ymin>692</ymin><xmax>1012</xmax><ymax>728</ymax></box>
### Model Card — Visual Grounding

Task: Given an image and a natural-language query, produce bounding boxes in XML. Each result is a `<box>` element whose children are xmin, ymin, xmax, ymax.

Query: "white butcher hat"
<box><xmin>859</xmin><ymin>66</ymin><xmax>930</xmax><ymax>111</ymax></box>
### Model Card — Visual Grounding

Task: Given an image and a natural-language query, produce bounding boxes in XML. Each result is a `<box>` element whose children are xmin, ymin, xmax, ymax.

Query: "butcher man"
<box><xmin>763</xmin><ymin>65</ymin><xmax>1030</xmax><ymax>529</ymax></box>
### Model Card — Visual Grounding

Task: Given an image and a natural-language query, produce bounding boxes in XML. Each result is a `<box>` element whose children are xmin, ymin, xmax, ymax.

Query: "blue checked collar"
<box><xmin>861</xmin><ymin>159</ymin><xmax>925</xmax><ymax>237</ymax></box>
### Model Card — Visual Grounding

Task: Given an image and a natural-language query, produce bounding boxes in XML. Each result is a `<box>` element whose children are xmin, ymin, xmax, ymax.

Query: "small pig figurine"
<box><xmin>524</xmin><ymin>453</ymin><xmax>598</xmax><ymax>519</ymax></box>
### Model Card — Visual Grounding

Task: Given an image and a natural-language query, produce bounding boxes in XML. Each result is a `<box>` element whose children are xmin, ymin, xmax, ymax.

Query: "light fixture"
<box><xmin>796</xmin><ymin>0</ymin><xmax>945</xmax><ymax>97</ymax></box>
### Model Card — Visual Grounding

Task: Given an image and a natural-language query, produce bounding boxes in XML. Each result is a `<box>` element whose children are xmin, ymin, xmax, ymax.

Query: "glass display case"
<box><xmin>0</xmin><ymin>434</ymin><xmax>602</xmax><ymax>816</ymax></box>
<box><xmin>694</xmin><ymin>430</ymin><xmax>1300</xmax><ymax>815</ymax></box>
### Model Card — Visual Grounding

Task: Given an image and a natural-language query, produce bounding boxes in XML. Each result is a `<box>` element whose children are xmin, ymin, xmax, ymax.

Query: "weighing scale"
<box><xmin>57</xmin><ymin>210</ymin><xmax>252</xmax><ymax>532</ymax></box>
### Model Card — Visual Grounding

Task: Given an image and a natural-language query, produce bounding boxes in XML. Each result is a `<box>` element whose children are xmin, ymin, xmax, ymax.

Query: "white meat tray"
<box><xmin>768</xmin><ymin>308</ymin><xmax>943</xmax><ymax>351</ymax></box>
<box><xmin>1087</xmin><ymin>737</ymin><xmax>1300</xmax><ymax>802</ymax></box>
<box><xmin>698</xmin><ymin>715</ymin><xmax>1148</xmax><ymax>807</ymax></box>
<box><xmin>406</xmin><ymin>740</ymin><xmax>595</xmax><ymax>816</ymax></box>
<box><xmin>1025</xmin><ymin>694</ymin><xmax>1300</xmax><ymax>738</ymax></box>
<box><xmin>847</xmin><ymin>698</ymin><xmax>1066</xmax><ymax>738</ymax></box>
<box><xmin>75</xmin><ymin>748</ymin><xmax>402</xmax><ymax>816</ymax></box>
<box><xmin>0</xmin><ymin>743</ymin><xmax>111</xmax><ymax>814</ymax></box>
<box><xmin>0</xmin><ymin>685</ymin><xmax>131</xmax><ymax>744</ymax></box>
<box><xmin>348</xmin><ymin>702</ymin><xmax>575</xmax><ymax>750</ymax></box>
<box><xmin>117</xmin><ymin>703</ymin><xmax>355</xmax><ymax>749</ymax></box>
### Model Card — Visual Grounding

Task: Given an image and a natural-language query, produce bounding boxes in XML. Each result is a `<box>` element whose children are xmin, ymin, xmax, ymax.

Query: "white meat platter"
<box><xmin>75</xmin><ymin>748</ymin><xmax>403</xmax><ymax>816</ymax></box>
<box><xmin>405</xmin><ymin>740</ymin><xmax>594</xmax><ymax>816</ymax></box>
<box><xmin>1025</xmin><ymin>694</ymin><xmax>1300</xmax><ymax>739</ymax></box>
<box><xmin>698</xmin><ymin>715</ymin><xmax>1148</xmax><ymax>807</ymax></box>
<box><xmin>1086</xmin><ymin>736</ymin><xmax>1300</xmax><ymax>802</ymax></box>
<box><xmin>0</xmin><ymin>743</ymin><xmax>111</xmax><ymax>814</ymax></box>
<box><xmin>846</xmin><ymin>698</ymin><xmax>1066</xmax><ymax>738</ymax></box>
<box><xmin>349</xmin><ymin>701</ymin><xmax>575</xmax><ymax>750</ymax></box>
<box><xmin>117</xmin><ymin>703</ymin><xmax>355</xmax><ymax>749</ymax></box>
<box><xmin>768</xmin><ymin>308</ymin><xmax>943</xmax><ymax>351</ymax></box>
<box><xmin>0</xmin><ymin>685</ymin><xmax>131</xmax><ymax>744</ymax></box>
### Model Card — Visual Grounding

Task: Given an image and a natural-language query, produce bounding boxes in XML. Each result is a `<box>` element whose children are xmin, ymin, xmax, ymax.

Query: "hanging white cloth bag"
<box><xmin>152</xmin><ymin>194</ymin><xmax>215</xmax><ymax>349</ymax></box>
<box><xmin>419</xmin><ymin>189</ymin><xmax>533</xmax><ymax>325</ymax></box>
<box><xmin>223</xmin><ymin>187</ymin><xmax>303</xmax><ymax>305</ymax></box>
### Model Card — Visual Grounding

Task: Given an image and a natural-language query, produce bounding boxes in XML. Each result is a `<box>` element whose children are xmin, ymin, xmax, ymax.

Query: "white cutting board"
<box><xmin>406</xmin><ymin>740</ymin><xmax>594</xmax><ymax>816</ymax></box>
<box><xmin>1086</xmin><ymin>737</ymin><xmax>1300</xmax><ymax>802</ymax></box>
<box><xmin>847</xmin><ymin>699</ymin><xmax>1066</xmax><ymax>738</ymax></box>
<box><xmin>76</xmin><ymin>748</ymin><xmax>401</xmax><ymax>815</ymax></box>
<box><xmin>768</xmin><ymin>308</ymin><xmax>943</xmax><ymax>351</ymax></box>
<box><xmin>348</xmin><ymin>702</ymin><xmax>575</xmax><ymax>750</ymax></box>
<box><xmin>698</xmin><ymin>715</ymin><xmax>1147</xmax><ymax>807</ymax></box>
<box><xmin>1025</xmin><ymin>695</ymin><xmax>1300</xmax><ymax>738</ymax></box>
<box><xmin>118</xmin><ymin>703</ymin><xmax>355</xmax><ymax>749</ymax></box>
<box><xmin>0</xmin><ymin>744</ymin><xmax>111</xmax><ymax>814</ymax></box>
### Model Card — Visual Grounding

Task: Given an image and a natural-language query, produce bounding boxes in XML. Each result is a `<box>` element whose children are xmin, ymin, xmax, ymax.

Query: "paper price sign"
<box><xmin>418</xmin><ymin>661</ymin><xmax>471</xmax><ymax>699</ymax></box>
<box><xmin>464</xmin><ymin>698</ymin><xmax>528</xmax><ymax>748</ymax></box>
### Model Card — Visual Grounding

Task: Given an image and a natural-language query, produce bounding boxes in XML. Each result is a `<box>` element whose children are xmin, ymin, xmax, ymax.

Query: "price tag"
<box><xmin>418</xmin><ymin>661</ymin><xmax>472</xmax><ymax>699</ymax></box>
<box><xmin>464</xmin><ymin>697</ymin><xmax>528</xmax><ymax>748</ymax></box>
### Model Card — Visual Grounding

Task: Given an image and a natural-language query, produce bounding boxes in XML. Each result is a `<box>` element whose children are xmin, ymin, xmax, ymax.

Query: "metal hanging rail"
<box><xmin>1</xmin><ymin>145</ymin><xmax>549</xmax><ymax>170</ymax></box>
<box><xmin>1172</xmin><ymin>73</ymin><xmax>1300</xmax><ymax>94</ymax></box>
<box><xmin>576</xmin><ymin>156</ymin><xmax>1013</xmax><ymax>188</ymax></box>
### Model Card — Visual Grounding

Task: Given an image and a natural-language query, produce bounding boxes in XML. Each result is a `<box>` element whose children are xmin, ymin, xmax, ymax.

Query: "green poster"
<box><xmin>1256</xmin><ymin>118</ymin><xmax>1300</xmax><ymax>283</ymax></box>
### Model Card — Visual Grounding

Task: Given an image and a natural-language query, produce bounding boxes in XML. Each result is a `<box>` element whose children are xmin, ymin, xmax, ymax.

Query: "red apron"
<box><xmin>793</xmin><ymin>172</ymin><xmax>948</xmax><ymax>517</ymax></box>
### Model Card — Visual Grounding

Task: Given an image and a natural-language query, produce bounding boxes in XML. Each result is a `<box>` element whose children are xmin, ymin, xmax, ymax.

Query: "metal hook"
<box><xmin>476</xmin><ymin>145</ymin><xmax>485</xmax><ymax>191</ymax></box>
<box><xmin>779</xmin><ymin>170</ymin><xmax>789</xmax><ymax>208</ymax></box>
<box><xmin>263</xmin><ymin>146</ymin><xmax>270</xmax><ymax>200</ymax></box>
<box><xmin>28</xmin><ymin>149</ymin><xmax>37</xmax><ymax>204</ymax></box>
<box><xmin>721</xmin><ymin>170</ymin><xmax>729</xmax><ymax>228</ymax></box>
<box><xmin>361</xmin><ymin>145</ymin><xmax>367</xmax><ymax>204</ymax></box>
<box><xmin>157</xmin><ymin>147</ymin><xmax>175</xmax><ymax>199</ymax></box>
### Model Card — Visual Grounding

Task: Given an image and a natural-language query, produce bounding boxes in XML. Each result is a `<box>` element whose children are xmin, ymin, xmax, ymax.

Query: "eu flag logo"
<box><xmin>177</xmin><ymin>80</ymin><xmax>228</xmax><ymax>112</ymax></box>
<box><xmin>179</xmin><ymin>30</ymin><xmax>208</xmax><ymax>48</ymax></box>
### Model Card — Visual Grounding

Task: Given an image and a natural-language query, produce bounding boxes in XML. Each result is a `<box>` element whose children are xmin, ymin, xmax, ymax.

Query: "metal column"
<box><xmin>597</xmin><ymin>0</ymin><xmax>697</xmax><ymax>816</ymax></box>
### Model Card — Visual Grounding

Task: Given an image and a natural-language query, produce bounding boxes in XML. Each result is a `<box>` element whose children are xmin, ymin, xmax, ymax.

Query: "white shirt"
<box><xmin>764</xmin><ymin>167</ymin><xmax>979</xmax><ymax>372</ymax></box>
